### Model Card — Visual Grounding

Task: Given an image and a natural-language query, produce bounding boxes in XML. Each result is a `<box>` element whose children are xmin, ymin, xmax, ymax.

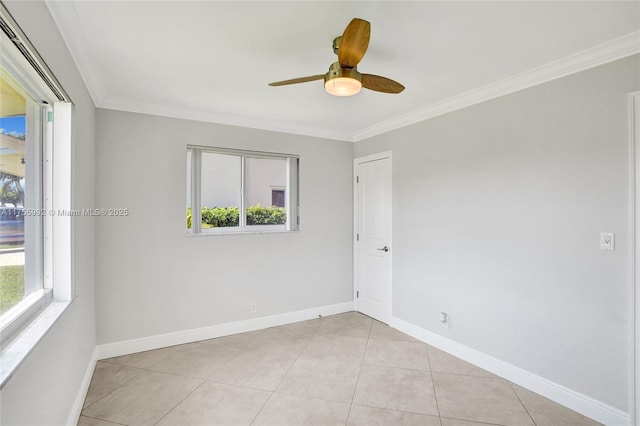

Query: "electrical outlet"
<box><xmin>440</xmin><ymin>312</ymin><xmax>449</xmax><ymax>328</ymax></box>
<box><xmin>600</xmin><ymin>233</ymin><xmax>614</xmax><ymax>250</ymax></box>
<box><xmin>250</xmin><ymin>302</ymin><xmax>256</xmax><ymax>313</ymax></box>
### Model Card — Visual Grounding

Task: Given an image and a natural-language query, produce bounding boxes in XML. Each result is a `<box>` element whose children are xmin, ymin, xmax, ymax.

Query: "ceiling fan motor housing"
<box><xmin>324</xmin><ymin>61</ymin><xmax>362</xmax><ymax>83</ymax></box>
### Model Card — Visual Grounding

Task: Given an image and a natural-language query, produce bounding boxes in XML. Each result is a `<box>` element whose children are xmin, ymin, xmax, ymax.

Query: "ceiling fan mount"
<box><xmin>269</xmin><ymin>18</ymin><xmax>405</xmax><ymax>97</ymax></box>
<box><xmin>332</xmin><ymin>36</ymin><xmax>342</xmax><ymax>55</ymax></box>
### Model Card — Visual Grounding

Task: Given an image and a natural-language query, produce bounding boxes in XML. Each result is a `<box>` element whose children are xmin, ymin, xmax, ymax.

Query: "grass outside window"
<box><xmin>0</xmin><ymin>265</ymin><xmax>24</xmax><ymax>315</ymax></box>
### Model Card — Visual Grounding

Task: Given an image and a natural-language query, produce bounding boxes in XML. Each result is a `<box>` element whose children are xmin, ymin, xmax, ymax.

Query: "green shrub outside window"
<box><xmin>187</xmin><ymin>204</ymin><xmax>286</xmax><ymax>229</ymax></box>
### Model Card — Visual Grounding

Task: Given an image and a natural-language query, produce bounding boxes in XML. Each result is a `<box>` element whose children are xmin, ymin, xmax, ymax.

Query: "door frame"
<box><xmin>630</xmin><ymin>91</ymin><xmax>639</xmax><ymax>426</ymax></box>
<box><xmin>353</xmin><ymin>151</ymin><xmax>393</xmax><ymax>322</ymax></box>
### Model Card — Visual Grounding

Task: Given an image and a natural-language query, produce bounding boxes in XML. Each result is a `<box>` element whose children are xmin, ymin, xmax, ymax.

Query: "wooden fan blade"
<box><xmin>338</xmin><ymin>18</ymin><xmax>370</xmax><ymax>68</ymax></box>
<box><xmin>362</xmin><ymin>74</ymin><xmax>405</xmax><ymax>94</ymax></box>
<box><xmin>268</xmin><ymin>75</ymin><xmax>324</xmax><ymax>86</ymax></box>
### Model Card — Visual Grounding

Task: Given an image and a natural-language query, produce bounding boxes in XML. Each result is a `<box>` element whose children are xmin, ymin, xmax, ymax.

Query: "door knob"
<box><xmin>377</xmin><ymin>246</ymin><xmax>390</xmax><ymax>252</ymax></box>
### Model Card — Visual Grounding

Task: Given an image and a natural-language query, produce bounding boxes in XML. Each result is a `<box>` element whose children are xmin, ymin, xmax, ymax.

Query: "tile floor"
<box><xmin>79</xmin><ymin>312</ymin><xmax>601</xmax><ymax>426</ymax></box>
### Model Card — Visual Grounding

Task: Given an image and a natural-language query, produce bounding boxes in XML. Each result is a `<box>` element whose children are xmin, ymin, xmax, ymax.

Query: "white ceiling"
<box><xmin>46</xmin><ymin>1</ymin><xmax>640</xmax><ymax>142</ymax></box>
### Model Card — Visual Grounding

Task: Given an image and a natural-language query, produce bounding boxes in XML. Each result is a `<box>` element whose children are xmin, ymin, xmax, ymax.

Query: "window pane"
<box><xmin>245</xmin><ymin>157</ymin><xmax>286</xmax><ymax>226</ymax></box>
<box><xmin>201</xmin><ymin>152</ymin><xmax>240</xmax><ymax>228</ymax></box>
<box><xmin>0</xmin><ymin>68</ymin><xmax>41</xmax><ymax>315</ymax></box>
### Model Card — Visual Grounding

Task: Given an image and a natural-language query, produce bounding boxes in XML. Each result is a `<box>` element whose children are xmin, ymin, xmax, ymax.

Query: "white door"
<box><xmin>354</xmin><ymin>152</ymin><xmax>392</xmax><ymax>324</ymax></box>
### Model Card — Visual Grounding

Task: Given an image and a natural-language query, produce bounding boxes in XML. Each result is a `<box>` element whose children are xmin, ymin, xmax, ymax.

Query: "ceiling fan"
<box><xmin>268</xmin><ymin>18</ymin><xmax>405</xmax><ymax>97</ymax></box>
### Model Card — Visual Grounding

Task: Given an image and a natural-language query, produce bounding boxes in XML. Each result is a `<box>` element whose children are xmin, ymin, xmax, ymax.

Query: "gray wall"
<box><xmin>95</xmin><ymin>109</ymin><xmax>354</xmax><ymax>344</ymax></box>
<box><xmin>355</xmin><ymin>55</ymin><xmax>640</xmax><ymax>411</ymax></box>
<box><xmin>0</xmin><ymin>1</ymin><xmax>97</xmax><ymax>425</ymax></box>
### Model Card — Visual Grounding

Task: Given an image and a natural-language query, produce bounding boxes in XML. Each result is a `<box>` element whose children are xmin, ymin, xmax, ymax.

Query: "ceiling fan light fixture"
<box><xmin>324</xmin><ymin>62</ymin><xmax>362</xmax><ymax>97</ymax></box>
<box><xmin>325</xmin><ymin>77</ymin><xmax>362</xmax><ymax>96</ymax></box>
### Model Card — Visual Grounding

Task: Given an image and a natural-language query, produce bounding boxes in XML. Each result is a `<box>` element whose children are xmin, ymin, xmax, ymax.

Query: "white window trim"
<box><xmin>0</xmin><ymin>102</ymin><xmax>74</xmax><ymax>388</ymax></box>
<box><xmin>187</xmin><ymin>145</ymin><xmax>299</xmax><ymax>235</ymax></box>
<box><xmin>0</xmin><ymin>4</ymin><xmax>74</xmax><ymax>389</ymax></box>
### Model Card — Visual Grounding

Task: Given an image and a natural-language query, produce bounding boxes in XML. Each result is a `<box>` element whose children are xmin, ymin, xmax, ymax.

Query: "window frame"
<box><xmin>0</xmin><ymin>3</ymin><xmax>74</xmax><ymax>388</ymax></box>
<box><xmin>187</xmin><ymin>145</ymin><xmax>299</xmax><ymax>235</ymax></box>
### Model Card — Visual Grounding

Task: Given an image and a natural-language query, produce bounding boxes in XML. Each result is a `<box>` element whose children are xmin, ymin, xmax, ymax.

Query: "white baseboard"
<box><xmin>96</xmin><ymin>301</ymin><xmax>354</xmax><ymax>360</ymax></box>
<box><xmin>66</xmin><ymin>347</ymin><xmax>97</xmax><ymax>426</ymax></box>
<box><xmin>391</xmin><ymin>316</ymin><xmax>630</xmax><ymax>426</ymax></box>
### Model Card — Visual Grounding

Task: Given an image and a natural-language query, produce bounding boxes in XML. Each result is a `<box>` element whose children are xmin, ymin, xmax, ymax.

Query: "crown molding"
<box><xmin>99</xmin><ymin>97</ymin><xmax>353</xmax><ymax>142</ymax></box>
<box><xmin>45</xmin><ymin>0</ymin><xmax>105</xmax><ymax>106</ymax></box>
<box><xmin>44</xmin><ymin>0</ymin><xmax>351</xmax><ymax>142</ymax></box>
<box><xmin>45</xmin><ymin>0</ymin><xmax>639</xmax><ymax>144</ymax></box>
<box><xmin>352</xmin><ymin>30</ymin><xmax>640</xmax><ymax>142</ymax></box>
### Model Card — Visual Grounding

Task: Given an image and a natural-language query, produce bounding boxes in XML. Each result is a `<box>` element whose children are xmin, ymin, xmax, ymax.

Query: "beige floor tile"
<box><xmin>433</xmin><ymin>372</ymin><xmax>534</xmax><ymax>426</ymax></box>
<box><xmin>440</xmin><ymin>417</ymin><xmax>502</xmax><ymax>426</ymax></box>
<box><xmin>300</xmin><ymin>333</ymin><xmax>368</xmax><ymax>364</ymax></box>
<box><xmin>77</xmin><ymin>416</ymin><xmax>122</xmax><ymax>426</ymax></box>
<box><xmin>147</xmin><ymin>343</ymin><xmax>237</xmax><ymax>379</ymax></box>
<box><xmin>364</xmin><ymin>339</ymin><xmax>430</xmax><ymax>371</ymax></box>
<box><xmin>83</xmin><ymin>361</ymin><xmax>143</xmax><ymax>408</ymax></box>
<box><xmin>347</xmin><ymin>405</ymin><xmax>441</xmax><ymax>426</ymax></box>
<box><xmin>317</xmin><ymin>311</ymin><xmax>373</xmax><ymax>337</ymax></box>
<box><xmin>208</xmin><ymin>348</ymin><xmax>298</xmax><ymax>391</ymax></box>
<box><xmin>198</xmin><ymin>329</ymin><xmax>264</xmax><ymax>349</ymax></box>
<box><xmin>101</xmin><ymin>345</ymin><xmax>183</xmax><ymax>369</ymax></box>
<box><xmin>277</xmin><ymin>358</ymin><xmax>361</xmax><ymax>403</ymax></box>
<box><xmin>267</xmin><ymin>318</ymin><xmax>322</xmax><ymax>337</ymax></box>
<box><xmin>353</xmin><ymin>365</ymin><xmax>439</xmax><ymax>416</ymax></box>
<box><xmin>156</xmin><ymin>381</ymin><xmax>271</xmax><ymax>426</ymax></box>
<box><xmin>369</xmin><ymin>321</ymin><xmax>420</xmax><ymax>342</ymax></box>
<box><xmin>252</xmin><ymin>393</ymin><xmax>351</xmax><ymax>426</ymax></box>
<box><xmin>247</xmin><ymin>328</ymin><xmax>313</xmax><ymax>355</ymax></box>
<box><xmin>79</xmin><ymin>313</ymin><xmax>592</xmax><ymax>426</ymax></box>
<box><xmin>81</xmin><ymin>371</ymin><xmax>202</xmax><ymax>425</ymax></box>
<box><xmin>427</xmin><ymin>346</ymin><xmax>495</xmax><ymax>377</ymax></box>
<box><xmin>511</xmin><ymin>383</ymin><xmax>602</xmax><ymax>426</ymax></box>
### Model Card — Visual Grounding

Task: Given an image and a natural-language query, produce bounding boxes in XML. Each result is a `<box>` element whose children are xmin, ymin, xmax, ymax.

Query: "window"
<box><xmin>271</xmin><ymin>189</ymin><xmax>285</xmax><ymax>208</ymax></box>
<box><xmin>0</xmin><ymin>67</ymin><xmax>45</xmax><ymax>321</ymax></box>
<box><xmin>187</xmin><ymin>146</ymin><xmax>299</xmax><ymax>234</ymax></box>
<box><xmin>0</xmin><ymin>3</ymin><xmax>73</xmax><ymax>385</ymax></box>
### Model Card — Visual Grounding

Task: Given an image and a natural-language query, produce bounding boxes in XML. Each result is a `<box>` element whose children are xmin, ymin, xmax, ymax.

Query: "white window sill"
<box><xmin>0</xmin><ymin>299</ymin><xmax>73</xmax><ymax>389</ymax></box>
<box><xmin>186</xmin><ymin>229</ymin><xmax>300</xmax><ymax>237</ymax></box>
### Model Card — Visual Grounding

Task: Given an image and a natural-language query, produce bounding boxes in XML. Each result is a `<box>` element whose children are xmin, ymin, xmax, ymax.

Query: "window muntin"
<box><xmin>187</xmin><ymin>146</ymin><xmax>298</xmax><ymax>234</ymax></box>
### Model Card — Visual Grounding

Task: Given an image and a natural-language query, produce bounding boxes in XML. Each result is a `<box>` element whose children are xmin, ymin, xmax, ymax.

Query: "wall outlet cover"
<box><xmin>600</xmin><ymin>233</ymin><xmax>614</xmax><ymax>250</ymax></box>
